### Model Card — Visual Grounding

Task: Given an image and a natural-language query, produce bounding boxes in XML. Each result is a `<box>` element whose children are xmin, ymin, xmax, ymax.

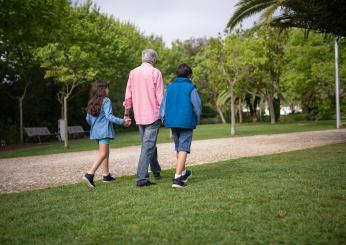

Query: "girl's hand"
<box><xmin>123</xmin><ymin>117</ymin><xmax>132</xmax><ymax>127</ymax></box>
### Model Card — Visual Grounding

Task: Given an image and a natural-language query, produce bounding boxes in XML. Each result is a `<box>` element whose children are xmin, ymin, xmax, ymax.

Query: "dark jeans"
<box><xmin>137</xmin><ymin>120</ymin><xmax>161</xmax><ymax>181</ymax></box>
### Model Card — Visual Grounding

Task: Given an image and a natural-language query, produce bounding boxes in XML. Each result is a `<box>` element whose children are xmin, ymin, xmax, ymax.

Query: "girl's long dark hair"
<box><xmin>86</xmin><ymin>80</ymin><xmax>109</xmax><ymax>116</ymax></box>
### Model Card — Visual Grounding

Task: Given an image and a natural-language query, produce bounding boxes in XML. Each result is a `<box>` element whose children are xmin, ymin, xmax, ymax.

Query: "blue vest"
<box><xmin>165</xmin><ymin>77</ymin><xmax>197</xmax><ymax>129</ymax></box>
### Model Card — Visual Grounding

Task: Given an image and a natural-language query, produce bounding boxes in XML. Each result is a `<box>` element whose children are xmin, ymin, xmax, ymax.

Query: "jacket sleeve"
<box><xmin>103</xmin><ymin>98</ymin><xmax>125</xmax><ymax>126</ymax></box>
<box><xmin>190</xmin><ymin>88</ymin><xmax>202</xmax><ymax>122</ymax></box>
<box><xmin>86</xmin><ymin>113</ymin><xmax>92</xmax><ymax>126</ymax></box>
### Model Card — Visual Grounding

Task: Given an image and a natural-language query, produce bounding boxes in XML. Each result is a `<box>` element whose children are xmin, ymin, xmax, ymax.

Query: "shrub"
<box><xmin>280</xmin><ymin>113</ymin><xmax>306</xmax><ymax>123</ymax></box>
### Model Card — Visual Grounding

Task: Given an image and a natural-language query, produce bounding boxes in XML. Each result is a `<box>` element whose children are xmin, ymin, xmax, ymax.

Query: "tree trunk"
<box><xmin>267</xmin><ymin>93</ymin><xmax>276</xmax><ymax>124</ymax></box>
<box><xmin>216</xmin><ymin>105</ymin><xmax>226</xmax><ymax>124</ymax></box>
<box><xmin>18</xmin><ymin>83</ymin><xmax>29</xmax><ymax>144</ymax></box>
<box><xmin>63</xmin><ymin>96</ymin><xmax>69</xmax><ymax>149</ymax></box>
<box><xmin>19</xmin><ymin>97</ymin><xmax>24</xmax><ymax>144</ymax></box>
<box><xmin>249</xmin><ymin>96</ymin><xmax>260</xmax><ymax>122</ymax></box>
<box><xmin>238</xmin><ymin>98</ymin><xmax>243</xmax><ymax>124</ymax></box>
<box><xmin>213</xmin><ymin>95</ymin><xmax>226</xmax><ymax>124</ymax></box>
<box><xmin>230</xmin><ymin>80</ymin><xmax>235</xmax><ymax>136</ymax></box>
<box><xmin>61</xmin><ymin>102</ymin><xmax>64</xmax><ymax>119</ymax></box>
<box><xmin>273</xmin><ymin>97</ymin><xmax>281</xmax><ymax>122</ymax></box>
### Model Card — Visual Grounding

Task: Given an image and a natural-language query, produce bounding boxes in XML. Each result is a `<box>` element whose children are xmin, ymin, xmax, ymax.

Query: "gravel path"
<box><xmin>0</xmin><ymin>129</ymin><xmax>345</xmax><ymax>193</ymax></box>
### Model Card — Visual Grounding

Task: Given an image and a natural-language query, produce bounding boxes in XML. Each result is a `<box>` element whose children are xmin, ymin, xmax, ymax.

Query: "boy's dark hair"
<box><xmin>86</xmin><ymin>80</ymin><xmax>109</xmax><ymax>116</ymax></box>
<box><xmin>176</xmin><ymin>63</ymin><xmax>192</xmax><ymax>78</ymax></box>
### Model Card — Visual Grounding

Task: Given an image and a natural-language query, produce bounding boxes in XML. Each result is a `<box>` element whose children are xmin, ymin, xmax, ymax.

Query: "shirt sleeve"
<box><xmin>155</xmin><ymin>71</ymin><xmax>164</xmax><ymax>105</ymax></box>
<box><xmin>190</xmin><ymin>88</ymin><xmax>202</xmax><ymax>122</ymax></box>
<box><xmin>123</xmin><ymin>72</ymin><xmax>132</xmax><ymax>109</ymax></box>
<box><xmin>104</xmin><ymin>98</ymin><xmax>125</xmax><ymax>125</ymax></box>
<box><xmin>160</xmin><ymin>92</ymin><xmax>167</xmax><ymax>121</ymax></box>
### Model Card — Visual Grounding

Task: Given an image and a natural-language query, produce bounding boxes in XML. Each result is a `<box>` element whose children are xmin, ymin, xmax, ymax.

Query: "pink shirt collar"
<box><xmin>142</xmin><ymin>62</ymin><xmax>154</xmax><ymax>67</ymax></box>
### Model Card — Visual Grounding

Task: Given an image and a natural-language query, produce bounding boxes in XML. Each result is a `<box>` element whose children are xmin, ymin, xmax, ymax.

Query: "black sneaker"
<box><xmin>83</xmin><ymin>173</ymin><xmax>95</xmax><ymax>188</ymax></box>
<box><xmin>180</xmin><ymin>170</ymin><xmax>192</xmax><ymax>183</ymax></box>
<box><xmin>172</xmin><ymin>178</ymin><xmax>187</xmax><ymax>188</ymax></box>
<box><xmin>103</xmin><ymin>173</ymin><xmax>116</xmax><ymax>182</ymax></box>
<box><xmin>136</xmin><ymin>180</ymin><xmax>157</xmax><ymax>188</ymax></box>
<box><xmin>154</xmin><ymin>173</ymin><xmax>161</xmax><ymax>180</ymax></box>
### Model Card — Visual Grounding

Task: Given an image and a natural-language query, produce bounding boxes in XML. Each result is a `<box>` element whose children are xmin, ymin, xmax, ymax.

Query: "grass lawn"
<box><xmin>0</xmin><ymin>120</ymin><xmax>340</xmax><ymax>159</ymax></box>
<box><xmin>0</xmin><ymin>143</ymin><xmax>345</xmax><ymax>244</ymax></box>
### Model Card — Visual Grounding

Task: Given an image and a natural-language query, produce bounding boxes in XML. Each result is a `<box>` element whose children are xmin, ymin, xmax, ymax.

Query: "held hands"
<box><xmin>123</xmin><ymin>116</ymin><xmax>132</xmax><ymax>127</ymax></box>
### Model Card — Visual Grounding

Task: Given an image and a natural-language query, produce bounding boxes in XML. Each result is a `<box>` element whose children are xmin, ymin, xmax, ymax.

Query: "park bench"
<box><xmin>24</xmin><ymin>127</ymin><xmax>56</xmax><ymax>143</ymax></box>
<box><xmin>67</xmin><ymin>126</ymin><xmax>88</xmax><ymax>139</ymax></box>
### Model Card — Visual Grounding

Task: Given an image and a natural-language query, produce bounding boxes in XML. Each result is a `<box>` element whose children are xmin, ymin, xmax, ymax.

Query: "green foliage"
<box><xmin>226</xmin><ymin>0</ymin><xmax>345</xmax><ymax>122</ymax></box>
<box><xmin>0</xmin><ymin>0</ymin><xmax>71</xmax><ymax>143</ymax></box>
<box><xmin>67</xmin><ymin>3</ymin><xmax>148</xmax><ymax>113</ymax></box>
<box><xmin>280</xmin><ymin>113</ymin><xmax>305</xmax><ymax>123</ymax></box>
<box><xmin>37</xmin><ymin>43</ymin><xmax>96</xmax><ymax>88</ymax></box>
<box><xmin>151</xmin><ymin>38</ymin><xmax>207</xmax><ymax>82</ymax></box>
<box><xmin>1</xmin><ymin>143</ymin><xmax>345</xmax><ymax>243</ymax></box>
<box><xmin>227</xmin><ymin>0</ymin><xmax>346</xmax><ymax>37</ymax></box>
<box><xmin>281</xmin><ymin>29</ymin><xmax>346</xmax><ymax>120</ymax></box>
<box><xmin>0</xmin><ymin>0</ymin><xmax>153</xmax><ymax>144</ymax></box>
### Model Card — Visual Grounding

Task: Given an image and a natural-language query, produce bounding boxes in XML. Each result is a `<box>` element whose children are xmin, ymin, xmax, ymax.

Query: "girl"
<box><xmin>83</xmin><ymin>80</ymin><xmax>131</xmax><ymax>188</ymax></box>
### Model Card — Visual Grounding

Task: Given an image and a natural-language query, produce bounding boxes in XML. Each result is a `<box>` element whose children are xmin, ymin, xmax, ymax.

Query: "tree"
<box><xmin>37</xmin><ymin>1</ymin><xmax>149</xmax><ymax>148</ymax></box>
<box><xmin>224</xmin><ymin>33</ymin><xmax>269</xmax><ymax>130</ymax></box>
<box><xmin>0</xmin><ymin>0</ymin><xmax>69</xmax><ymax>143</ymax></box>
<box><xmin>194</xmin><ymin>38</ymin><xmax>229</xmax><ymax>124</ymax></box>
<box><xmin>227</xmin><ymin>0</ymin><xmax>346</xmax><ymax>37</ymax></box>
<box><xmin>281</xmin><ymin>29</ymin><xmax>346</xmax><ymax>120</ymax></box>
<box><xmin>0</xmin><ymin>0</ymin><xmax>168</xmax><ymax>145</ymax></box>
<box><xmin>68</xmin><ymin>2</ymin><xmax>148</xmax><ymax>115</ymax></box>
<box><xmin>37</xmin><ymin>44</ymin><xmax>96</xmax><ymax>148</ymax></box>
<box><xmin>227</xmin><ymin>0</ymin><xmax>346</xmax><ymax>127</ymax></box>
<box><xmin>256</xmin><ymin>27</ymin><xmax>288</xmax><ymax>123</ymax></box>
<box><xmin>154</xmin><ymin>38</ymin><xmax>207</xmax><ymax>82</ymax></box>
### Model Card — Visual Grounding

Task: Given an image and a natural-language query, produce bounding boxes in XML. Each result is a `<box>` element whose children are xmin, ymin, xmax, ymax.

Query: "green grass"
<box><xmin>0</xmin><ymin>120</ymin><xmax>340</xmax><ymax>159</ymax></box>
<box><xmin>0</xmin><ymin>143</ymin><xmax>345</xmax><ymax>244</ymax></box>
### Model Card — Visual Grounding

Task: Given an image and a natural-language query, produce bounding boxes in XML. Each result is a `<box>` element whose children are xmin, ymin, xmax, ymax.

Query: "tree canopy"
<box><xmin>227</xmin><ymin>0</ymin><xmax>346</xmax><ymax>37</ymax></box>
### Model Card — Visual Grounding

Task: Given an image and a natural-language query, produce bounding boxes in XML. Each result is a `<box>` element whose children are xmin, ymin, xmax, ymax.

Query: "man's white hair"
<box><xmin>142</xmin><ymin>49</ymin><xmax>157</xmax><ymax>64</ymax></box>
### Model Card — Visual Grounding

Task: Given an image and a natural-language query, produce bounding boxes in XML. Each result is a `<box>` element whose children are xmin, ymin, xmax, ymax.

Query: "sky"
<box><xmin>85</xmin><ymin>0</ymin><xmax>259</xmax><ymax>46</ymax></box>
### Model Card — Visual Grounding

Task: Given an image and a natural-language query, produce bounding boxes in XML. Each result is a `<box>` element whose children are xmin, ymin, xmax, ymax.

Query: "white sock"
<box><xmin>182</xmin><ymin>170</ymin><xmax>186</xmax><ymax>176</ymax></box>
<box><xmin>87</xmin><ymin>171</ymin><xmax>94</xmax><ymax>175</ymax></box>
<box><xmin>175</xmin><ymin>174</ymin><xmax>182</xmax><ymax>179</ymax></box>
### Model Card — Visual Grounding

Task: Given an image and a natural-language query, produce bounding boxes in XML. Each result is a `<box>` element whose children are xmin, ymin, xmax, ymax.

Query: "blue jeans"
<box><xmin>137</xmin><ymin>120</ymin><xmax>161</xmax><ymax>181</ymax></box>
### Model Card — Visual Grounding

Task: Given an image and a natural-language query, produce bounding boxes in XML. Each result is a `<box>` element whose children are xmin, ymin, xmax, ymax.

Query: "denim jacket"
<box><xmin>86</xmin><ymin>97</ymin><xmax>124</xmax><ymax>140</ymax></box>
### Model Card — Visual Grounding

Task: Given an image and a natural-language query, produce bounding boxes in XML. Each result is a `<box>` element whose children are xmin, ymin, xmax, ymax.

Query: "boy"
<box><xmin>160</xmin><ymin>63</ymin><xmax>202</xmax><ymax>188</ymax></box>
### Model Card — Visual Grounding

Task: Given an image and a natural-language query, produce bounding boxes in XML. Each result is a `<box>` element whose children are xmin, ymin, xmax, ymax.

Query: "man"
<box><xmin>123</xmin><ymin>49</ymin><xmax>164</xmax><ymax>187</ymax></box>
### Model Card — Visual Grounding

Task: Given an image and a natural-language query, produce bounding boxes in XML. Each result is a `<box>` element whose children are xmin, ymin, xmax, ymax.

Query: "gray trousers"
<box><xmin>137</xmin><ymin>120</ymin><xmax>161</xmax><ymax>181</ymax></box>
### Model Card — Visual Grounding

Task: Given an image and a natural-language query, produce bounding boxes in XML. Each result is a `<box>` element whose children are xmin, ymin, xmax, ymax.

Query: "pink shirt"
<box><xmin>123</xmin><ymin>62</ymin><xmax>164</xmax><ymax>125</ymax></box>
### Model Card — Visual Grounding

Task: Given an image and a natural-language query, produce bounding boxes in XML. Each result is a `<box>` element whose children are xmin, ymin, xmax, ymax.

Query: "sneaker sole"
<box><xmin>172</xmin><ymin>184</ymin><xmax>186</xmax><ymax>188</ymax></box>
<box><xmin>182</xmin><ymin>171</ymin><xmax>192</xmax><ymax>183</ymax></box>
<box><xmin>83</xmin><ymin>176</ymin><xmax>95</xmax><ymax>188</ymax></box>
